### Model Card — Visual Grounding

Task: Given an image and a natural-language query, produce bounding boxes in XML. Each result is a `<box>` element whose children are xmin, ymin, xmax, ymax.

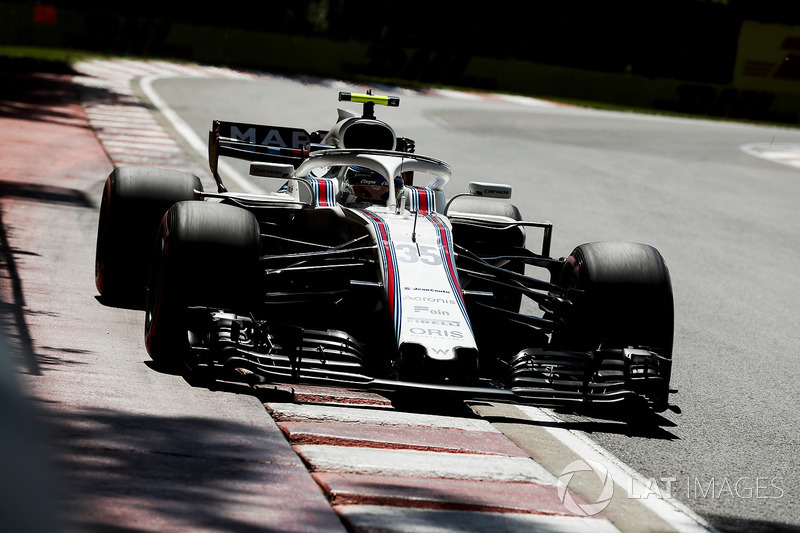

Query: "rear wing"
<box><xmin>208</xmin><ymin>110</ymin><xmax>416</xmax><ymax>192</ymax></box>
<box><xmin>209</xmin><ymin>120</ymin><xmax>322</xmax><ymax>192</ymax></box>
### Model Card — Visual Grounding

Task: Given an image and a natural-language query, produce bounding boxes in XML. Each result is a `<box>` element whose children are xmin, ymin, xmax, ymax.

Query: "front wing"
<box><xmin>186</xmin><ymin>311</ymin><xmax>676</xmax><ymax>412</ymax></box>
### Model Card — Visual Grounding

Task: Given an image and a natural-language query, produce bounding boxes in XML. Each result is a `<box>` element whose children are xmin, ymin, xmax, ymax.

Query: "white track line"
<box><xmin>139</xmin><ymin>74</ymin><xmax>264</xmax><ymax>194</ymax></box>
<box><xmin>741</xmin><ymin>143</ymin><xmax>800</xmax><ymax>170</ymax></box>
<box><xmin>516</xmin><ymin>406</ymin><xmax>715</xmax><ymax>533</ymax></box>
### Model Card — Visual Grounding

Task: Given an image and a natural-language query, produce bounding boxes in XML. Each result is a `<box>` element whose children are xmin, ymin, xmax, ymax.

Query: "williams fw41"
<box><xmin>95</xmin><ymin>91</ymin><xmax>678</xmax><ymax>413</ymax></box>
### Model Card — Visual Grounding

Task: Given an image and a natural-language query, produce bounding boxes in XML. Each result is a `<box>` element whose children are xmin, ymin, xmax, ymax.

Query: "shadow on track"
<box><xmin>0</xmin><ymin>181</ymin><xmax>94</xmax><ymax>376</ymax></box>
<box><xmin>32</xmin><ymin>400</ymin><xmax>335</xmax><ymax>533</ymax></box>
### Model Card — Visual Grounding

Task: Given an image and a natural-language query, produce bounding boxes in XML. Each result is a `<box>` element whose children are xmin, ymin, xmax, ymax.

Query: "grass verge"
<box><xmin>1</xmin><ymin>46</ymin><xmax>796</xmax><ymax>128</ymax></box>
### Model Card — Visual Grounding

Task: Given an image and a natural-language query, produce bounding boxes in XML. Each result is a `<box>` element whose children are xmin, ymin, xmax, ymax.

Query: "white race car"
<box><xmin>95</xmin><ymin>91</ymin><xmax>677</xmax><ymax>413</ymax></box>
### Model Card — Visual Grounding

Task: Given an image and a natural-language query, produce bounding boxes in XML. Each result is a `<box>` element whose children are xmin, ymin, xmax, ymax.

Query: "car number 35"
<box><xmin>394</xmin><ymin>243</ymin><xmax>442</xmax><ymax>266</ymax></box>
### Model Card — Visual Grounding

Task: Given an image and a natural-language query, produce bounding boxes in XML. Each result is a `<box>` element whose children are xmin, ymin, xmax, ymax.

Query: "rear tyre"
<box><xmin>446</xmin><ymin>196</ymin><xmax>526</xmax><ymax>311</ymax></box>
<box><xmin>445</xmin><ymin>196</ymin><xmax>522</xmax><ymax>222</ymax></box>
<box><xmin>95</xmin><ymin>167</ymin><xmax>202</xmax><ymax>307</ymax></box>
<box><xmin>145</xmin><ymin>201</ymin><xmax>261</xmax><ymax>367</ymax></box>
<box><xmin>447</xmin><ymin>196</ymin><xmax>530</xmax><ymax>365</ymax></box>
<box><xmin>555</xmin><ymin>241</ymin><xmax>674</xmax><ymax>409</ymax></box>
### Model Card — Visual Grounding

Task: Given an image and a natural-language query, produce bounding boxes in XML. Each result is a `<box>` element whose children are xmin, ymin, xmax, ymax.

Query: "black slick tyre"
<box><xmin>445</xmin><ymin>196</ymin><xmax>522</xmax><ymax>222</ymax></box>
<box><xmin>557</xmin><ymin>242</ymin><xmax>673</xmax><ymax>354</ymax></box>
<box><xmin>556</xmin><ymin>241</ymin><xmax>674</xmax><ymax>409</ymax></box>
<box><xmin>95</xmin><ymin>167</ymin><xmax>202</xmax><ymax>307</ymax></box>
<box><xmin>446</xmin><ymin>196</ymin><xmax>526</xmax><ymax>312</ymax></box>
<box><xmin>144</xmin><ymin>201</ymin><xmax>261</xmax><ymax>367</ymax></box>
<box><xmin>446</xmin><ymin>196</ymin><xmax>529</xmax><ymax>362</ymax></box>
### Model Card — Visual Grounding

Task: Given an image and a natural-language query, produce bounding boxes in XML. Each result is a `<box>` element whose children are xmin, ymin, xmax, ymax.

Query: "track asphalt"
<box><xmin>0</xmin><ymin>62</ymin><xmax>706</xmax><ymax>532</ymax></box>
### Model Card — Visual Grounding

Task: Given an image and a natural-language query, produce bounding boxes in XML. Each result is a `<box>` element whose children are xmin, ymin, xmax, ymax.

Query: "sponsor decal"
<box><xmin>403</xmin><ymin>295</ymin><xmax>456</xmax><ymax>304</ymax></box>
<box><xmin>408</xmin><ymin>316</ymin><xmax>461</xmax><ymax>327</ymax></box>
<box><xmin>412</xmin><ymin>305</ymin><xmax>450</xmax><ymax>315</ymax></box>
<box><xmin>395</xmin><ymin>243</ymin><xmax>441</xmax><ymax>266</ymax></box>
<box><xmin>404</xmin><ymin>286</ymin><xmax>449</xmax><ymax>294</ymax></box>
<box><xmin>408</xmin><ymin>327</ymin><xmax>464</xmax><ymax>339</ymax></box>
<box><xmin>223</xmin><ymin>123</ymin><xmax>311</xmax><ymax>149</ymax></box>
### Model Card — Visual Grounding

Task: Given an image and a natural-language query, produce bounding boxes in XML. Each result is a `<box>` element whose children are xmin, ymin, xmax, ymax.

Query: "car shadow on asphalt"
<box><xmin>0</xmin><ymin>181</ymin><xmax>94</xmax><ymax>208</ymax></box>
<box><xmin>705</xmin><ymin>513</ymin><xmax>800</xmax><ymax>533</ymax></box>
<box><xmin>472</xmin><ymin>400</ymin><xmax>680</xmax><ymax>440</ymax></box>
<box><xmin>144</xmin><ymin>354</ymin><xmax>488</xmax><ymax>421</ymax></box>
<box><xmin>144</xmin><ymin>358</ymin><xmax>296</xmax><ymax>403</ymax></box>
<box><xmin>142</xmin><ymin>346</ymin><xmax>680</xmax><ymax>438</ymax></box>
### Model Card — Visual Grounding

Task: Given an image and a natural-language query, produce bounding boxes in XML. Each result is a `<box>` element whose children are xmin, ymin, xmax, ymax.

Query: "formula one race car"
<box><xmin>95</xmin><ymin>91</ymin><xmax>677</xmax><ymax>413</ymax></box>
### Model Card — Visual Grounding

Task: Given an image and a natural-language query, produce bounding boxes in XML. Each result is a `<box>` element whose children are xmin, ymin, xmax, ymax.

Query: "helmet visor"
<box><xmin>350</xmin><ymin>184</ymin><xmax>389</xmax><ymax>202</ymax></box>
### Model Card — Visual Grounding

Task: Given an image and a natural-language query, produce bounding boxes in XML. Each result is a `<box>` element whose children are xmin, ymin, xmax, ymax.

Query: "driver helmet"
<box><xmin>341</xmin><ymin>165</ymin><xmax>403</xmax><ymax>204</ymax></box>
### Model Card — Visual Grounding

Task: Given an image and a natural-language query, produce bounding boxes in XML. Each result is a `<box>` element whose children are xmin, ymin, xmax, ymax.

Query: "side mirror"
<box><xmin>250</xmin><ymin>162</ymin><xmax>295</xmax><ymax>179</ymax></box>
<box><xmin>469</xmin><ymin>181</ymin><xmax>512</xmax><ymax>199</ymax></box>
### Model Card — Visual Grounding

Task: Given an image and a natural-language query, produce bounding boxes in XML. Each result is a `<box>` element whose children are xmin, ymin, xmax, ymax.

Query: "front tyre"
<box><xmin>145</xmin><ymin>201</ymin><xmax>261</xmax><ymax>366</ymax></box>
<box><xmin>555</xmin><ymin>241</ymin><xmax>674</xmax><ymax>409</ymax></box>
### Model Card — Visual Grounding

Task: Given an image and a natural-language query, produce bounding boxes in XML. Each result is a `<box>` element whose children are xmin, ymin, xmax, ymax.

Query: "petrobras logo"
<box><xmin>557</xmin><ymin>459</ymin><xmax>614</xmax><ymax>516</ymax></box>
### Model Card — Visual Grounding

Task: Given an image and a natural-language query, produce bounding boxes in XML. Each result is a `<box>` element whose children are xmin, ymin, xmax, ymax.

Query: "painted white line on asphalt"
<box><xmin>97</xmin><ymin>130</ymin><xmax>173</xmax><ymax>140</ymax></box>
<box><xmin>428</xmin><ymin>89</ymin><xmax>558</xmax><ymax>107</ymax></box>
<box><xmin>741</xmin><ymin>143</ymin><xmax>800</xmax><ymax>169</ymax></box>
<box><xmin>202</xmin><ymin>65</ymin><xmax>257</xmax><ymax>79</ymax></box>
<box><xmin>295</xmin><ymin>445</ymin><xmax>556</xmax><ymax>483</ymax></box>
<box><xmin>102</xmin><ymin>144</ymin><xmax>185</xmax><ymax>157</ymax></box>
<box><xmin>336</xmin><ymin>505</ymin><xmax>621</xmax><ymax>533</ymax></box>
<box><xmin>106</xmin><ymin>156</ymin><xmax>187</xmax><ymax>167</ymax></box>
<box><xmin>515</xmin><ymin>405</ymin><xmax>715</xmax><ymax>533</ymax></box>
<box><xmin>90</xmin><ymin>122</ymin><xmax>163</xmax><ymax>132</ymax></box>
<box><xmin>86</xmin><ymin>105</ymin><xmax>156</xmax><ymax>115</ymax></box>
<box><xmin>431</xmin><ymin>89</ymin><xmax>487</xmax><ymax>101</ymax></box>
<box><xmin>87</xmin><ymin>108</ymin><xmax>158</xmax><ymax>118</ymax></box>
<box><xmin>101</xmin><ymin>141</ymin><xmax>184</xmax><ymax>153</ymax></box>
<box><xmin>267</xmin><ymin>402</ymin><xmax>497</xmax><ymax>432</ymax></box>
<box><xmin>149</xmin><ymin>60</ymin><xmax>211</xmax><ymax>77</ymax></box>
<box><xmin>139</xmin><ymin>74</ymin><xmax>265</xmax><ymax>194</ymax></box>
<box><xmin>498</xmin><ymin>94</ymin><xmax>560</xmax><ymax>107</ymax></box>
<box><xmin>102</xmin><ymin>145</ymin><xmax>185</xmax><ymax>158</ymax></box>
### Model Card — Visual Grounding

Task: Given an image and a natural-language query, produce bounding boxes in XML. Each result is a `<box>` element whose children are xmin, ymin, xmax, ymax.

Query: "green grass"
<box><xmin>339</xmin><ymin>70</ymin><xmax>799</xmax><ymax>128</ymax></box>
<box><xmin>1</xmin><ymin>46</ymin><xmax>796</xmax><ymax>128</ymax></box>
<box><xmin>0</xmin><ymin>46</ymin><xmax>105</xmax><ymax>73</ymax></box>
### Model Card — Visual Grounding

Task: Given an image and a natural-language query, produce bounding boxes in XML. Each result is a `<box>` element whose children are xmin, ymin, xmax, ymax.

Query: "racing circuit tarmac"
<box><xmin>1</xmin><ymin>60</ymin><xmax>799</xmax><ymax>532</ymax></box>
